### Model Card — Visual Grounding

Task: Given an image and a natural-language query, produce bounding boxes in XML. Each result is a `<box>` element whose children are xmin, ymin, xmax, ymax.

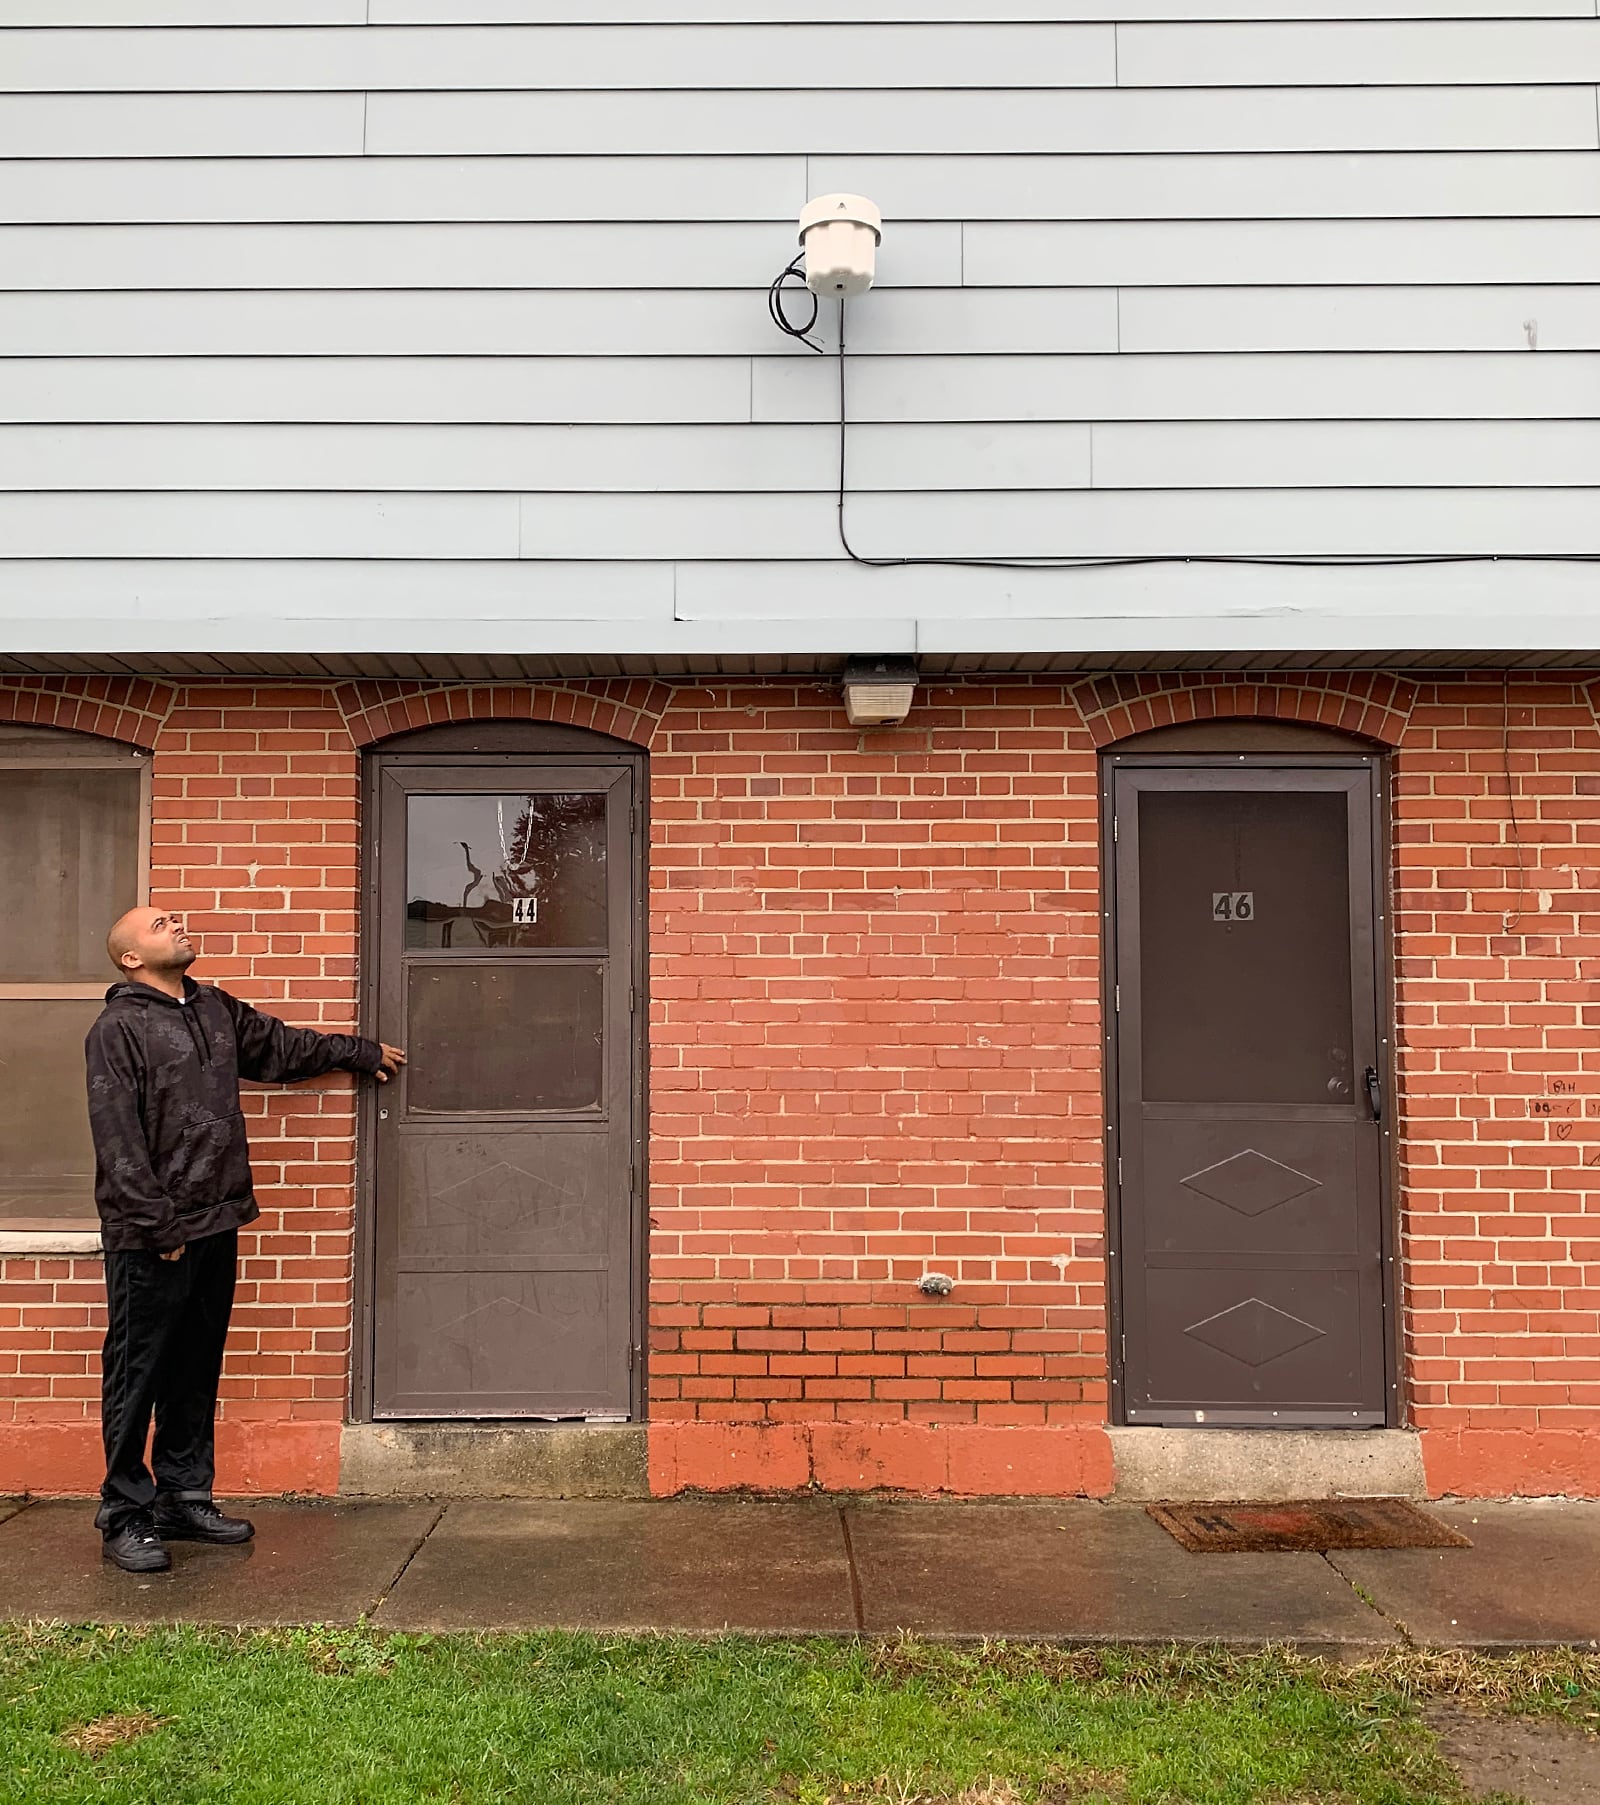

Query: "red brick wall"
<box><xmin>1</xmin><ymin>672</ymin><xmax>1597</xmax><ymax>1499</ymax></box>
<box><xmin>645</xmin><ymin>680</ymin><xmax>1112</xmax><ymax>1495</ymax></box>
<box><xmin>0</xmin><ymin>683</ymin><xmax>365</xmax><ymax>1494</ymax></box>
<box><xmin>1396</xmin><ymin>677</ymin><xmax>1600</xmax><ymax>1497</ymax></box>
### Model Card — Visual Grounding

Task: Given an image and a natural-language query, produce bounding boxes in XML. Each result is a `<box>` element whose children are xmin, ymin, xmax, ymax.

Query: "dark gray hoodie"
<box><xmin>84</xmin><ymin>977</ymin><xmax>382</xmax><ymax>1253</ymax></box>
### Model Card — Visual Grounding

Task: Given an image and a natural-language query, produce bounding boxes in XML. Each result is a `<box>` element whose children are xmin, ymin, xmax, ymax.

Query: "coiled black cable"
<box><xmin>766</xmin><ymin>255</ymin><xmax>825</xmax><ymax>356</ymax></box>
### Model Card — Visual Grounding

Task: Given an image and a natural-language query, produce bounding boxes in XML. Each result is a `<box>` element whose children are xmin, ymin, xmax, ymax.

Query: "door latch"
<box><xmin>1364</xmin><ymin>1066</ymin><xmax>1382</xmax><ymax>1123</ymax></box>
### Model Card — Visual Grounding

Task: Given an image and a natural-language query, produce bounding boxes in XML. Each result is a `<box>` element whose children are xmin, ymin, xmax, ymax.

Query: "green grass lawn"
<box><xmin>2</xmin><ymin>1626</ymin><xmax>1596</xmax><ymax>1805</ymax></box>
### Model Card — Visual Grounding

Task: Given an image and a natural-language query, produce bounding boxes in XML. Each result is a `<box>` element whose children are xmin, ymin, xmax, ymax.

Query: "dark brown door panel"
<box><xmin>1138</xmin><ymin>1265</ymin><xmax>1386</xmax><ymax>1422</ymax></box>
<box><xmin>363</xmin><ymin>757</ymin><xmax>642</xmax><ymax>1421</ymax></box>
<box><xmin>1107</xmin><ymin>758</ymin><xmax>1394</xmax><ymax>1428</ymax></box>
<box><xmin>1138</xmin><ymin>1117</ymin><xmax>1373</xmax><ymax>1257</ymax></box>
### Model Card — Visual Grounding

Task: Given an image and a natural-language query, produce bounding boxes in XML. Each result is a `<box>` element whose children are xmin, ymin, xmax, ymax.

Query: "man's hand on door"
<box><xmin>374</xmin><ymin>1044</ymin><xmax>407</xmax><ymax>1083</ymax></box>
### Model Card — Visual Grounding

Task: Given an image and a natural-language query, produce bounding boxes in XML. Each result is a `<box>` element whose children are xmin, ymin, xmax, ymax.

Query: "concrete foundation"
<box><xmin>339</xmin><ymin>1423</ymin><xmax>649</xmax><ymax>1499</ymax></box>
<box><xmin>1109</xmin><ymin>1427</ymin><xmax>1427</xmax><ymax>1501</ymax></box>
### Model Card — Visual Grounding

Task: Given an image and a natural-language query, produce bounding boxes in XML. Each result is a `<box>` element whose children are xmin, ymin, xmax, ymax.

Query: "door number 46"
<box><xmin>1212</xmin><ymin>891</ymin><xmax>1255</xmax><ymax>922</ymax></box>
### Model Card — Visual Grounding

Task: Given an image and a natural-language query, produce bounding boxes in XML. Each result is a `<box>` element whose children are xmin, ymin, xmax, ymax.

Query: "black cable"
<box><xmin>766</xmin><ymin>255</ymin><xmax>824</xmax><ymax>356</ymax></box>
<box><xmin>833</xmin><ymin>297</ymin><xmax>1600</xmax><ymax>572</ymax></box>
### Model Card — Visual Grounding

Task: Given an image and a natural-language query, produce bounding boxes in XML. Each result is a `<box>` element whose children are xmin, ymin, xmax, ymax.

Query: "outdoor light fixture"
<box><xmin>798</xmin><ymin>193</ymin><xmax>882</xmax><ymax>297</ymax></box>
<box><xmin>842</xmin><ymin>656</ymin><xmax>918</xmax><ymax>728</ymax></box>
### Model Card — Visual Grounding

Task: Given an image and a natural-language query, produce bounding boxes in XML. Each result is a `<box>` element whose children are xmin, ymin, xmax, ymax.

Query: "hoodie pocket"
<box><xmin>166</xmin><ymin>1112</ymin><xmax>252</xmax><ymax>1214</ymax></box>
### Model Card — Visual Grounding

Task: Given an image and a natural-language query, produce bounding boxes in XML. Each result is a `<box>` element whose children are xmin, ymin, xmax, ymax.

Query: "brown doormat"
<box><xmin>1147</xmin><ymin>1498</ymin><xmax>1473</xmax><ymax>1553</ymax></box>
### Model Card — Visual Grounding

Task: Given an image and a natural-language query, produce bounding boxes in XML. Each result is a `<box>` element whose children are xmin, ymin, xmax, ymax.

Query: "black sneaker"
<box><xmin>152</xmin><ymin>1497</ymin><xmax>254</xmax><ymax>1545</ymax></box>
<box><xmin>102</xmin><ymin>1513</ymin><xmax>171</xmax><ymax>1573</ymax></box>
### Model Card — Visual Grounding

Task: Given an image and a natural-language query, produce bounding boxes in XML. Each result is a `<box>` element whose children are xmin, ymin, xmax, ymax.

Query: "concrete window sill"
<box><xmin>0</xmin><ymin>1227</ymin><xmax>104</xmax><ymax>1256</ymax></box>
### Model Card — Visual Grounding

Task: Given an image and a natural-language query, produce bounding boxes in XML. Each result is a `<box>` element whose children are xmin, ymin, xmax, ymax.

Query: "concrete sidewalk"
<box><xmin>0</xmin><ymin>1494</ymin><xmax>1596</xmax><ymax>1651</ymax></box>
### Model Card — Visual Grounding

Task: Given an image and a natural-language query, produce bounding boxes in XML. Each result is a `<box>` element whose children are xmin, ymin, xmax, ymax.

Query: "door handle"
<box><xmin>1364</xmin><ymin>1066</ymin><xmax>1382</xmax><ymax>1123</ymax></box>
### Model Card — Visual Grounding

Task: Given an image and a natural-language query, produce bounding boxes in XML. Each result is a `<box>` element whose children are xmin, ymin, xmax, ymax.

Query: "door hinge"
<box><xmin>627</xmin><ymin>1342</ymin><xmax>643</xmax><ymax>1371</ymax></box>
<box><xmin>1117</xmin><ymin>1155</ymin><xmax>1124</xmax><ymax>1186</ymax></box>
<box><xmin>1114</xmin><ymin>983</ymin><xmax>1121</xmax><ymax>1014</ymax></box>
<box><xmin>1112</xmin><ymin>814</ymin><xmax>1119</xmax><ymax>843</ymax></box>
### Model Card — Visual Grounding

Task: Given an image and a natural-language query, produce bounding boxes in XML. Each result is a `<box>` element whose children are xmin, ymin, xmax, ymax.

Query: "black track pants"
<box><xmin>96</xmin><ymin>1228</ymin><xmax>237</xmax><ymax>1533</ymax></box>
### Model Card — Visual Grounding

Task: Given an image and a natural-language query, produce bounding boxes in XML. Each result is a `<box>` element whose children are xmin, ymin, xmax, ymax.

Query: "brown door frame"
<box><xmin>1101</xmin><ymin>748</ymin><xmax>1402</xmax><ymax>1429</ymax></box>
<box><xmin>351</xmin><ymin>735</ymin><xmax>648</xmax><ymax>1424</ymax></box>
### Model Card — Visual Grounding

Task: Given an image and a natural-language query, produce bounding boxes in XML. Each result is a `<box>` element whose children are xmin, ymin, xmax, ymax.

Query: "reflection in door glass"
<box><xmin>406</xmin><ymin>793</ymin><xmax>607</xmax><ymax>949</ymax></box>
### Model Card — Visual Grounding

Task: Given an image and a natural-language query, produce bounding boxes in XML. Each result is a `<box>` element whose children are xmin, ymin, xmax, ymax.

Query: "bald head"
<box><xmin>107</xmin><ymin>907</ymin><xmax>197</xmax><ymax>989</ymax></box>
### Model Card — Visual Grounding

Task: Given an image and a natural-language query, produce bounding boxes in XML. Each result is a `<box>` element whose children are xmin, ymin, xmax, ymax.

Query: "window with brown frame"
<box><xmin>0</xmin><ymin>726</ymin><xmax>150</xmax><ymax>1230</ymax></box>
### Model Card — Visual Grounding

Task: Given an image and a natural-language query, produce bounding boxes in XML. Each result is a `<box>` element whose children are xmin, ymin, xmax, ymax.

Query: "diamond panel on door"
<box><xmin>1180</xmin><ymin>1150</ymin><xmax>1321</xmax><ymax>1218</ymax></box>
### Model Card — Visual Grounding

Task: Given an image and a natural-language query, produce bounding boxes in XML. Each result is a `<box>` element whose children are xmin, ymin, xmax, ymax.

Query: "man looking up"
<box><xmin>85</xmin><ymin>907</ymin><xmax>404</xmax><ymax>1573</ymax></box>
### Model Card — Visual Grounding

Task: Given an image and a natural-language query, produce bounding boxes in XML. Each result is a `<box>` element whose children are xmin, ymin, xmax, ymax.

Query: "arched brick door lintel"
<box><xmin>1073</xmin><ymin>673</ymin><xmax>1417</xmax><ymax>750</ymax></box>
<box><xmin>0</xmin><ymin>678</ymin><xmax>178</xmax><ymax>752</ymax></box>
<box><xmin>336</xmin><ymin>680</ymin><xmax>672</xmax><ymax>753</ymax></box>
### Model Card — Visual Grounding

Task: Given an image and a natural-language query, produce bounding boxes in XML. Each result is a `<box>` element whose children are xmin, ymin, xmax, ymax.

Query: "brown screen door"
<box><xmin>364</xmin><ymin>757</ymin><xmax>641</xmax><ymax>1419</ymax></box>
<box><xmin>1107</xmin><ymin>758</ymin><xmax>1392</xmax><ymax>1427</ymax></box>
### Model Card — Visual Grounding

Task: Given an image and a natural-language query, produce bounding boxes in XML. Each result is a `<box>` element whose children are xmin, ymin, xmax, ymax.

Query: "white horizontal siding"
<box><xmin>0</xmin><ymin>156</ymin><xmax>808</xmax><ymax>225</ymax></box>
<box><xmin>372</xmin><ymin>0</ymin><xmax>1600</xmax><ymax>16</ymax></box>
<box><xmin>10</xmin><ymin>421</ymin><xmax>1600</xmax><ymax>492</ymax></box>
<box><xmin>0</xmin><ymin>290</ymin><xmax>1122</xmax><ymax>358</ymax></box>
<box><xmin>6</xmin><ymin>558</ymin><xmax>1593</xmax><ymax>647</ymax></box>
<box><xmin>1</xmin><ymin>6</ymin><xmax>1597</xmax><ymax>659</ymax></box>
<box><xmin>965</xmin><ymin>219</ymin><xmax>1600</xmax><ymax>287</ymax></box>
<box><xmin>0</xmin><ymin>94</ymin><xmax>364</xmax><ymax>158</ymax></box>
<box><xmin>753</xmin><ymin>353</ymin><xmax>1600</xmax><ymax>423</ymax></box>
<box><xmin>11</xmin><ymin>20</ymin><xmax>1600</xmax><ymax>91</ymax></box>
<box><xmin>1117</xmin><ymin>286</ymin><xmax>1600</xmax><ymax>353</ymax></box>
<box><xmin>364</xmin><ymin>86</ymin><xmax>1598</xmax><ymax>156</ymax></box>
<box><xmin>8</xmin><ymin>353</ymin><xmax>1596</xmax><ymax>425</ymax></box>
<box><xmin>1089</xmin><ymin>420</ymin><xmax>1600</xmax><ymax>488</ymax></box>
<box><xmin>0</xmin><ymin>222</ymin><xmax>961</xmax><ymax>289</ymax></box>
<box><xmin>0</xmin><ymin>358</ymin><xmax>760</xmax><ymax>424</ymax></box>
<box><xmin>809</xmin><ymin>152</ymin><xmax>1600</xmax><ymax>221</ymax></box>
<box><xmin>1</xmin><ymin>560</ymin><xmax>679</xmax><ymax>624</ymax></box>
<box><xmin>1117</xmin><ymin>20</ymin><xmax>1600</xmax><ymax>86</ymax></box>
<box><xmin>10</xmin><ymin>217</ymin><xmax>1597</xmax><ymax>293</ymax></box>
<box><xmin>7</xmin><ymin>1</ymin><xmax>1592</xmax><ymax>20</ymax></box>
<box><xmin>8</xmin><ymin>150</ymin><xmax>1597</xmax><ymax>225</ymax></box>
<box><xmin>5</xmin><ymin>86</ymin><xmax>1589</xmax><ymax>160</ymax></box>
<box><xmin>670</xmin><ymin>554</ymin><xmax>1600</xmax><ymax>631</ymax></box>
<box><xmin>9</xmin><ymin>286</ymin><xmax>1598</xmax><ymax>359</ymax></box>
<box><xmin>0</xmin><ymin>2</ymin><xmax>364</xmax><ymax>19</ymax></box>
<box><xmin>0</xmin><ymin>423</ymin><xmax>1096</xmax><ymax>493</ymax></box>
<box><xmin>513</xmin><ymin>488</ymin><xmax>1600</xmax><ymax>558</ymax></box>
<box><xmin>0</xmin><ymin>25</ymin><xmax>1118</xmax><ymax>92</ymax></box>
<box><xmin>3</xmin><ymin>485</ymin><xmax>1595</xmax><ymax>560</ymax></box>
<box><xmin>0</xmin><ymin>493</ymin><xmax>520</xmax><ymax>558</ymax></box>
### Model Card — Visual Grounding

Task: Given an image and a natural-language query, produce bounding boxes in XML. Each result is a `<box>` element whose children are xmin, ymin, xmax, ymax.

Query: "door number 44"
<box><xmin>1212</xmin><ymin>891</ymin><xmax>1255</xmax><ymax>922</ymax></box>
